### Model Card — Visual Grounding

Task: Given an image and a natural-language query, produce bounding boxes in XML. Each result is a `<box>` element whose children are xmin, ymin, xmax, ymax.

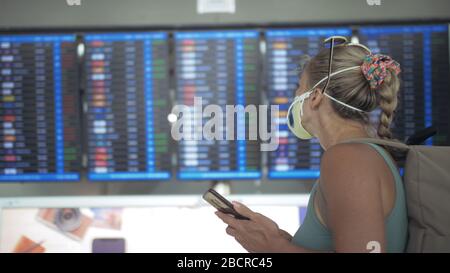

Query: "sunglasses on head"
<box><xmin>321</xmin><ymin>36</ymin><xmax>371</xmax><ymax>94</ymax></box>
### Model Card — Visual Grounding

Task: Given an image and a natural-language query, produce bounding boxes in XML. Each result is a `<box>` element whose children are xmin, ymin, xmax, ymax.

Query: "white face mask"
<box><xmin>287</xmin><ymin>90</ymin><xmax>314</xmax><ymax>140</ymax></box>
<box><xmin>286</xmin><ymin>66</ymin><xmax>367</xmax><ymax>140</ymax></box>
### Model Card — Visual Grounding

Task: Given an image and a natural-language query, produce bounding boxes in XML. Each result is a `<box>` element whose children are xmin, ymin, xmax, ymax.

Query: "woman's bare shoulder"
<box><xmin>320</xmin><ymin>142</ymin><xmax>385</xmax><ymax>194</ymax></box>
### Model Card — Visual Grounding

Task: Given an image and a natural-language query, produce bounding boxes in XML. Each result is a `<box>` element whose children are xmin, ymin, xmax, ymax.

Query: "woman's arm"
<box><xmin>216</xmin><ymin>143</ymin><xmax>388</xmax><ymax>253</ymax></box>
<box><xmin>274</xmin><ymin>143</ymin><xmax>388</xmax><ymax>253</ymax></box>
<box><xmin>278</xmin><ymin>229</ymin><xmax>293</xmax><ymax>241</ymax></box>
<box><xmin>319</xmin><ymin>143</ymin><xmax>387</xmax><ymax>253</ymax></box>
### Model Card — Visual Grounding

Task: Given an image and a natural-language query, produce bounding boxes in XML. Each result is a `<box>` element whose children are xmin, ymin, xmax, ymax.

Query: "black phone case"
<box><xmin>203</xmin><ymin>189</ymin><xmax>250</xmax><ymax>220</ymax></box>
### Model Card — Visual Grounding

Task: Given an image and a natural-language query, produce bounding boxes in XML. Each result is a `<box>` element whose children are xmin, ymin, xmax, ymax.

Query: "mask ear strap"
<box><xmin>288</xmin><ymin>90</ymin><xmax>313</xmax><ymax>117</ymax></box>
<box><xmin>323</xmin><ymin>93</ymin><xmax>367</xmax><ymax>113</ymax></box>
<box><xmin>309</xmin><ymin>66</ymin><xmax>368</xmax><ymax>113</ymax></box>
<box><xmin>299</xmin><ymin>99</ymin><xmax>305</xmax><ymax>116</ymax></box>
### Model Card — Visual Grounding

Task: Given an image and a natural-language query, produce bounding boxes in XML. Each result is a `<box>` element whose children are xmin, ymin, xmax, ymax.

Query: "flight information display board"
<box><xmin>174</xmin><ymin>30</ymin><xmax>261</xmax><ymax>180</ymax></box>
<box><xmin>0</xmin><ymin>34</ymin><xmax>81</xmax><ymax>182</ymax></box>
<box><xmin>84</xmin><ymin>33</ymin><xmax>172</xmax><ymax>181</ymax></box>
<box><xmin>265</xmin><ymin>28</ymin><xmax>352</xmax><ymax>179</ymax></box>
<box><xmin>2</xmin><ymin>25</ymin><xmax>448</xmax><ymax>183</ymax></box>
<box><xmin>359</xmin><ymin>25</ymin><xmax>450</xmax><ymax>146</ymax></box>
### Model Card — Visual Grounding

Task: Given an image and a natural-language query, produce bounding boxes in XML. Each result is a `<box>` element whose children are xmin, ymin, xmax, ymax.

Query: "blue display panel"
<box><xmin>84</xmin><ymin>33</ymin><xmax>171</xmax><ymax>181</ymax></box>
<box><xmin>265</xmin><ymin>28</ymin><xmax>352</xmax><ymax>179</ymax></box>
<box><xmin>0</xmin><ymin>34</ymin><xmax>81</xmax><ymax>182</ymax></box>
<box><xmin>174</xmin><ymin>30</ymin><xmax>261</xmax><ymax>180</ymax></box>
<box><xmin>359</xmin><ymin>25</ymin><xmax>450</xmax><ymax>146</ymax></box>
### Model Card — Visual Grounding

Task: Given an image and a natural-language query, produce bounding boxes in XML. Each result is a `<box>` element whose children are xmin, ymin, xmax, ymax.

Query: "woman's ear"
<box><xmin>309</xmin><ymin>88</ymin><xmax>324</xmax><ymax>109</ymax></box>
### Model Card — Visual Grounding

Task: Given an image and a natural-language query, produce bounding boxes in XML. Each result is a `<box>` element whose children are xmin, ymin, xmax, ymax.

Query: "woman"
<box><xmin>216</xmin><ymin>36</ymin><xmax>408</xmax><ymax>253</ymax></box>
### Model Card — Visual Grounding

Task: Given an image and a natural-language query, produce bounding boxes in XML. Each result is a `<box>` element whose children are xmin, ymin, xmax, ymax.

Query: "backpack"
<box><xmin>348</xmin><ymin>138</ymin><xmax>450</xmax><ymax>253</ymax></box>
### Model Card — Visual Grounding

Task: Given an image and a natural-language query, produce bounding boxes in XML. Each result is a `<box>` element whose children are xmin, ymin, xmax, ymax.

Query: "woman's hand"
<box><xmin>215</xmin><ymin>201</ymin><xmax>291</xmax><ymax>253</ymax></box>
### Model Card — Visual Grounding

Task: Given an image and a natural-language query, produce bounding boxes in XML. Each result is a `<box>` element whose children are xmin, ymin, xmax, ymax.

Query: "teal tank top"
<box><xmin>292</xmin><ymin>143</ymin><xmax>408</xmax><ymax>253</ymax></box>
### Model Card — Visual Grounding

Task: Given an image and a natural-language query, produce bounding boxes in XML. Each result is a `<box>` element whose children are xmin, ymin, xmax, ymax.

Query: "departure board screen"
<box><xmin>174</xmin><ymin>30</ymin><xmax>261</xmax><ymax>180</ymax></box>
<box><xmin>359</xmin><ymin>25</ymin><xmax>450</xmax><ymax>146</ymax></box>
<box><xmin>85</xmin><ymin>33</ymin><xmax>171</xmax><ymax>181</ymax></box>
<box><xmin>265</xmin><ymin>28</ymin><xmax>352</xmax><ymax>179</ymax></box>
<box><xmin>0</xmin><ymin>34</ymin><xmax>81</xmax><ymax>182</ymax></box>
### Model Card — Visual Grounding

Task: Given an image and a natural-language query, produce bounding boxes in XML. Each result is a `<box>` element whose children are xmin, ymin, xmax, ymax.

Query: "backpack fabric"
<box><xmin>346</xmin><ymin>138</ymin><xmax>450</xmax><ymax>253</ymax></box>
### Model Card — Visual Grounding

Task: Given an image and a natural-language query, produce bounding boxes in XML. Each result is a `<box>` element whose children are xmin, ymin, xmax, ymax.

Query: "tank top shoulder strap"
<box><xmin>363</xmin><ymin>142</ymin><xmax>402</xmax><ymax>184</ymax></box>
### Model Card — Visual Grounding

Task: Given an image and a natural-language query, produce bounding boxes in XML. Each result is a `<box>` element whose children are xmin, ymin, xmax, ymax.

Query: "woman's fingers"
<box><xmin>226</xmin><ymin>225</ymin><xmax>236</xmax><ymax>236</ymax></box>
<box><xmin>215</xmin><ymin>211</ymin><xmax>239</xmax><ymax>227</ymax></box>
<box><xmin>232</xmin><ymin>201</ymin><xmax>255</xmax><ymax>219</ymax></box>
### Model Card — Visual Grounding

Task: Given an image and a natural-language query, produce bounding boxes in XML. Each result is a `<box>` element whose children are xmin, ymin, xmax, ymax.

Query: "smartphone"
<box><xmin>92</xmin><ymin>238</ymin><xmax>126</xmax><ymax>253</ymax></box>
<box><xmin>203</xmin><ymin>188</ymin><xmax>250</xmax><ymax>220</ymax></box>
